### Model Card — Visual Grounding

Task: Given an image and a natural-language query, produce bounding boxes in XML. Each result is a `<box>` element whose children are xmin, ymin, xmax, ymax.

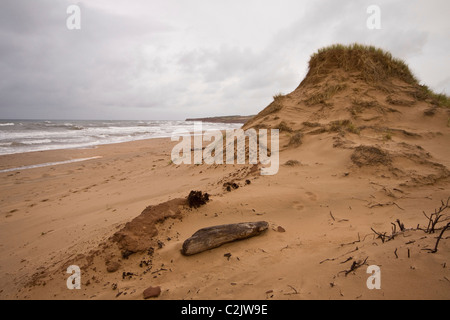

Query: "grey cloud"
<box><xmin>0</xmin><ymin>0</ymin><xmax>448</xmax><ymax>120</ymax></box>
<box><xmin>0</xmin><ymin>0</ymin><xmax>177</xmax><ymax>119</ymax></box>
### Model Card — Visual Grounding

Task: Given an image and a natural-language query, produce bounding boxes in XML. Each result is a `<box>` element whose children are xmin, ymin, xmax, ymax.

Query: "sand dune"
<box><xmin>0</xmin><ymin>44</ymin><xmax>449</xmax><ymax>300</ymax></box>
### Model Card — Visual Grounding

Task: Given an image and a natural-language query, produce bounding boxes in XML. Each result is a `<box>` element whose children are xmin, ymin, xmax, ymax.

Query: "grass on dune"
<box><xmin>306</xmin><ymin>43</ymin><xmax>450</xmax><ymax>108</ymax></box>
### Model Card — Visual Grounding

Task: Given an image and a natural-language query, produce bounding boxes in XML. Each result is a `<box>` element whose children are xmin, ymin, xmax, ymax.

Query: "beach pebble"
<box><xmin>143</xmin><ymin>286</ymin><xmax>161</xmax><ymax>299</ymax></box>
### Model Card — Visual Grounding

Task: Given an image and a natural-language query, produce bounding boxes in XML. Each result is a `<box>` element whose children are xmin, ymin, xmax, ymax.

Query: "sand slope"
<box><xmin>1</xmin><ymin>45</ymin><xmax>449</xmax><ymax>300</ymax></box>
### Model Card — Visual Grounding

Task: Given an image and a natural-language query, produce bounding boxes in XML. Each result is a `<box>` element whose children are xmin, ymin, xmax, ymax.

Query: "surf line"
<box><xmin>0</xmin><ymin>156</ymin><xmax>102</xmax><ymax>173</ymax></box>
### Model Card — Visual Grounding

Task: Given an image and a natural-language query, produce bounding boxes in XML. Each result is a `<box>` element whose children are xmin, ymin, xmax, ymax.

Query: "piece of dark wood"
<box><xmin>181</xmin><ymin>221</ymin><xmax>269</xmax><ymax>256</ymax></box>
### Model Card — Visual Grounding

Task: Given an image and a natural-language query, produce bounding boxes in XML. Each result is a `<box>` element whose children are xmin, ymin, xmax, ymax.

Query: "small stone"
<box><xmin>106</xmin><ymin>260</ymin><xmax>121</xmax><ymax>273</ymax></box>
<box><xmin>277</xmin><ymin>226</ymin><xmax>286</xmax><ymax>233</ymax></box>
<box><xmin>143</xmin><ymin>286</ymin><xmax>161</xmax><ymax>299</ymax></box>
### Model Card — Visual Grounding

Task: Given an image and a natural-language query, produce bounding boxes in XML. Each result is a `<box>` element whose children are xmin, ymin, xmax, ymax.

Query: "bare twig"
<box><xmin>340</xmin><ymin>257</ymin><xmax>353</xmax><ymax>264</ymax></box>
<box><xmin>391</xmin><ymin>223</ymin><xmax>397</xmax><ymax>234</ymax></box>
<box><xmin>396</xmin><ymin>219</ymin><xmax>405</xmax><ymax>232</ymax></box>
<box><xmin>373</xmin><ymin>198</ymin><xmax>450</xmax><ymax>255</ymax></box>
<box><xmin>340</xmin><ymin>233</ymin><xmax>361</xmax><ymax>247</ymax></box>
<box><xmin>341</xmin><ymin>257</ymin><xmax>369</xmax><ymax>277</ymax></box>
<box><xmin>368</xmin><ymin>201</ymin><xmax>404</xmax><ymax>210</ymax></box>
<box><xmin>287</xmin><ymin>285</ymin><xmax>298</xmax><ymax>295</ymax></box>
<box><xmin>319</xmin><ymin>247</ymin><xmax>359</xmax><ymax>264</ymax></box>
<box><xmin>423</xmin><ymin>197</ymin><xmax>450</xmax><ymax>234</ymax></box>
<box><xmin>151</xmin><ymin>268</ymin><xmax>168</xmax><ymax>274</ymax></box>
<box><xmin>430</xmin><ymin>222</ymin><xmax>450</xmax><ymax>253</ymax></box>
<box><xmin>329</xmin><ymin>211</ymin><xmax>336</xmax><ymax>221</ymax></box>
<box><xmin>371</xmin><ymin>228</ymin><xmax>388</xmax><ymax>243</ymax></box>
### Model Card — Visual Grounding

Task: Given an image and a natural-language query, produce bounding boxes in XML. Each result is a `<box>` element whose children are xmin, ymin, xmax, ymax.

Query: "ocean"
<box><xmin>0</xmin><ymin>120</ymin><xmax>242</xmax><ymax>156</ymax></box>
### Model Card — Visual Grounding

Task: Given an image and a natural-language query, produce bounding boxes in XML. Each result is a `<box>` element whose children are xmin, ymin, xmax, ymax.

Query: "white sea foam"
<box><xmin>19</xmin><ymin>139</ymin><xmax>52</xmax><ymax>145</ymax></box>
<box><xmin>0</xmin><ymin>120</ymin><xmax>242</xmax><ymax>155</ymax></box>
<box><xmin>0</xmin><ymin>156</ymin><xmax>103</xmax><ymax>173</ymax></box>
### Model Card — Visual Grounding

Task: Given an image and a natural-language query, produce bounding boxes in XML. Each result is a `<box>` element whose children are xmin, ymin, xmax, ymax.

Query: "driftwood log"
<box><xmin>181</xmin><ymin>221</ymin><xmax>269</xmax><ymax>256</ymax></box>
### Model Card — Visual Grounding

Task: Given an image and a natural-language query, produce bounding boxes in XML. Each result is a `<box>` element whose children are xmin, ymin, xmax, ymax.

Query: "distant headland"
<box><xmin>185</xmin><ymin>115</ymin><xmax>254</xmax><ymax>124</ymax></box>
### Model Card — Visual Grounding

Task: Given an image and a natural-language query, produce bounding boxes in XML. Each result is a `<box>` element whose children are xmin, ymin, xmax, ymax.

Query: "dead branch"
<box><xmin>340</xmin><ymin>257</ymin><xmax>369</xmax><ymax>277</ymax></box>
<box><xmin>368</xmin><ymin>201</ymin><xmax>404</xmax><ymax>210</ymax></box>
<box><xmin>429</xmin><ymin>222</ymin><xmax>450</xmax><ymax>253</ymax></box>
<box><xmin>372</xmin><ymin>198</ymin><xmax>450</xmax><ymax>255</ymax></box>
<box><xmin>371</xmin><ymin>198</ymin><xmax>449</xmax><ymax>244</ymax></box>
<box><xmin>151</xmin><ymin>268</ymin><xmax>168</xmax><ymax>274</ymax></box>
<box><xmin>340</xmin><ymin>257</ymin><xmax>353</xmax><ymax>264</ymax></box>
<box><xmin>329</xmin><ymin>211</ymin><xmax>336</xmax><ymax>221</ymax></box>
<box><xmin>340</xmin><ymin>233</ymin><xmax>361</xmax><ymax>246</ymax></box>
<box><xmin>329</xmin><ymin>211</ymin><xmax>348</xmax><ymax>223</ymax></box>
<box><xmin>288</xmin><ymin>285</ymin><xmax>298</xmax><ymax>294</ymax></box>
<box><xmin>391</xmin><ymin>223</ymin><xmax>397</xmax><ymax>234</ymax></box>
<box><xmin>393</xmin><ymin>202</ymin><xmax>405</xmax><ymax>211</ymax></box>
<box><xmin>371</xmin><ymin>228</ymin><xmax>388</xmax><ymax>243</ymax></box>
<box><xmin>181</xmin><ymin>221</ymin><xmax>268</xmax><ymax>255</ymax></box>
<box><xmin>319</xmin><ymin>247</ymin><xmax>359</xmax><ymax>264</ymax></box>
<box><xmin>396</xmin><ymin>219</ymin><xmax>405</xmax><ymax>231</ymax></box>
<box><xmin>423</xmin><ymin>197</ymin><xmax>450</xmax><ymax>234</ymax></box>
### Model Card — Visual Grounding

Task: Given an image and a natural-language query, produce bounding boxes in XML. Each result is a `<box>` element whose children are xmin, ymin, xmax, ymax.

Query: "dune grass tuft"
<box><xmin>273</xmin><ymin>93</ymin><xmax>284</xmax><ymax>101</ymax></box>
<box><xmin>418</xmin><ymin>85</ymin><xmax>450</xmax><ymax>108</ymax></box>
<box><xmin>305</xmin><ymin>84</ymin><xmax>347</xmax><ymax>105</ymax></box>
<box><xmin>308</xmin><ymin>43</ymin><xmax>418</xmax><ymax>85</ymax></box>
<box><xmin>276</xmin><ymin>121</ymin><xmax>293</xmax><ymax>133</ymax></box>
<box><xmin>329</xmin><ymin>120</ymin><xmax>360</xmax><ymax>134</ymax></box>
<box><xmin>288</xmin><ymin>131</ymin><xmax>303</xmax><ymax>147</ymax></box>
<box><xmin>306</xmin><ymin>44</ymin><xmax>450</xmax><ymax>108</ymax></box>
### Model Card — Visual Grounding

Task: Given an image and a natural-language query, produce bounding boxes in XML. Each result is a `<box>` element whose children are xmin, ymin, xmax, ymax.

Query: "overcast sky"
<box><xmin>0</xmin><ymin>0</ymin><xmax>449</xmax><ymax>120</ymax></box>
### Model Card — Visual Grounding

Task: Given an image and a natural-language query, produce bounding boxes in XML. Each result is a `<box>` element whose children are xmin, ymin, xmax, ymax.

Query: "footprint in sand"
<box><xmin>292</xmin><ymin>201</ymin><xmax>304</xmax><ymax>211</ymax></box>
<box><xmin>305</xmin><ymin>191</ymin><xmax>318</xmax><ymax>201</ymax></box>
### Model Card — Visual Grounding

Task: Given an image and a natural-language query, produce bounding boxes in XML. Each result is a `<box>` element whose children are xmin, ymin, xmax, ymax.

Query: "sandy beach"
<box><xmin>1</xmin><ymin>128</ymin><xmax>449</xmax><ymax>300</ymax></box>
<box><xmin>1</xmin><ymin>44</ymin><xmax>450</xmax><ymax>301</ymax></box>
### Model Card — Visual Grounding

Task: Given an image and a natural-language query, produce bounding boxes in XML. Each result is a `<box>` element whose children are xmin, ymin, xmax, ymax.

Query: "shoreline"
<box><xmin>0</xmin><ymin>136</ymin><xmax>173</xmax><ymax>171</ymax></box>
<box><xmin>0</xmin><ymin>125</ymin><xmax>244</xmax><ymax>172</ymax></box>
<box><xmin>0</xmin><ymin>119</ymin><xmax>243</xmax><ymax>159</ymax></box>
